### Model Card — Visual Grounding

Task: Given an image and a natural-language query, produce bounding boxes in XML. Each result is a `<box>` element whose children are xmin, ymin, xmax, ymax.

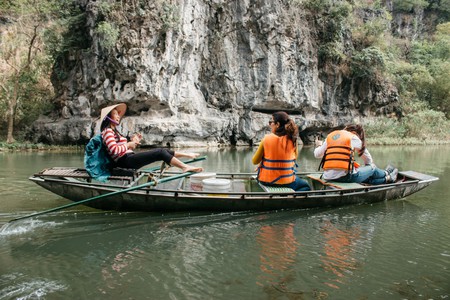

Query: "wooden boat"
<box><xmin>28</xmin><ymin>167</ymin><xmax>439</xmax><ymax>212</ymax></box>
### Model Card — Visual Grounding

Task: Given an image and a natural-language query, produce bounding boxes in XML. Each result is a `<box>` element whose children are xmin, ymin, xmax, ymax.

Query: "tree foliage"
<box><xmin>351</xmin><ymin>46</ymin><xmax>386</xmax><ymax>78</ymax></box>
<box><xmin>351</xmin><ymin>10</ymin><xmax>392</xmax><ymax>50</ymax></box>
<box><xmin>303</xmin><ymin>0</ymin><xmax>352</xmax><ymax>66</ymax></box>
<box><xmin>393</xmin><ymin>0</ymin><xmax>429</xmax><ymax>12</ymax></box>
<box><xmin>397</xmin><ymin>22</ymin><xmax>450</xmax><ymax>117</ymax></box>
<box><xmin>304</xmin><ymin>0</ymin><xmax>450</xmax><ymax>129</ymax></box>
<box><xmin>0</xmin><ymin>0</ymin><xmax>58</xmax><ymax>143</ymax></box>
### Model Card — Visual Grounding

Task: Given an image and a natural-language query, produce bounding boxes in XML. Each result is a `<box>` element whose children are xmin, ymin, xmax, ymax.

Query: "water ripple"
<box><xmin>0</xmin><ymin>273</ymin><xmax>66</xmax><ymax>300</ymax></box>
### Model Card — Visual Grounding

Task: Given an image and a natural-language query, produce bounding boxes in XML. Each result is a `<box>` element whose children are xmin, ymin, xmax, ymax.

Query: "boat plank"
<box><xmin>399</xmin><ymin>171</ymin><xmax>439</xmax><ymax>182</ymax></box>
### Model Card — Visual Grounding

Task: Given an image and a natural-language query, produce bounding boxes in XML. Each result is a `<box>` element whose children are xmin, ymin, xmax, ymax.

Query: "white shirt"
<box><xmin>314</xmin><ymin>134</ymin><xmax>374</xmax><ymax>180</ymax></box>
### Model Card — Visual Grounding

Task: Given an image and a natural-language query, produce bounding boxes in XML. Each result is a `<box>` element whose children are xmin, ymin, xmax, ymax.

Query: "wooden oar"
<box><xmin>9</xmin><ymin>156</ymin><xmax>206</xmax><ymax>223</ymax></box>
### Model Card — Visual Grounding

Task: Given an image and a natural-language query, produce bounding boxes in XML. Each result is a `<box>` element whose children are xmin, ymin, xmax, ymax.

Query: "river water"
<box><xmin>0</xmin><ymin>146</ymin><xmax>449</xmax><ymax>299</ymax></box>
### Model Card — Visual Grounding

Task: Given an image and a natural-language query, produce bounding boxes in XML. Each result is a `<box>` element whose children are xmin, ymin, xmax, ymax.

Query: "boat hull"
<box><xmin>29</xmin><ymin>171</ymin><xmax>437</xmax><ymax>212</ymax></box>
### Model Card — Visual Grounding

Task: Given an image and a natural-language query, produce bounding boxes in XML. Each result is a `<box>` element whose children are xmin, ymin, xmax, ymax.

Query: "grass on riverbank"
<box><xmin>0</xmin><ymin>142</ymin><xmax>83</xmax><ymax>152</ymax></box>
<box><xmin>367</xmin><ymin>137</ymin><xmax>450</xmax><ymax>145</ymax></box>
<box><xmin>364</xmin><ymin>111</ymin><xmax>450</xmax><ymax>145</ymax></box>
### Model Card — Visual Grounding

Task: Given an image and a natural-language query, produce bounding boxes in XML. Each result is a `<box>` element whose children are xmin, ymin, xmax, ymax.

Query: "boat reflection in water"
<box><xmin>256</xmin><ymin>222</ymin><xmax>299</xmax><ymax>288</ymax></box>
<box><xmin>320</xmin><ymin>220</ymin><xmax>361</xmax><ymax>289</ymax></box>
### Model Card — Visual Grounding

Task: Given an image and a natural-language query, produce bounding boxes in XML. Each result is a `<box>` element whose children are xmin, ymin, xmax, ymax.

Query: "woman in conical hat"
<box><xmin>100</xmin><ymin>103</ymin><xmax>203</xmax><ymax>173</ymax></box>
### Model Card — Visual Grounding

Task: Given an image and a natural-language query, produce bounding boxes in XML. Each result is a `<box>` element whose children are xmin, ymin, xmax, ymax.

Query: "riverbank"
<box><xmin>0</xmin><ymin>142</ymin><xmax>84</xmax><ymax>152</ymax></box>
<box><xmin>1</xmin><ymin>138</ymin><xmax>449</xmax><ymax>152</ymax></box>
<box><xmin>367</xmin><ymin>138</ymin><xmax>450</xmax><ymax>145</ymax></box>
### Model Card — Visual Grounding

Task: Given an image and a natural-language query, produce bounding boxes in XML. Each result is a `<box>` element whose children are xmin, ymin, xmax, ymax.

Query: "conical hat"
<box><xmin>100</xmin><ymin>103</ymin><xmax>127</xmax><ymax>122</ymax></box>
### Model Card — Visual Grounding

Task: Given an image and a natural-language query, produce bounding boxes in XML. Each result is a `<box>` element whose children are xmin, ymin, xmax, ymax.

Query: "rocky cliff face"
<box><xmin>30</xmin><ymin>0</ymin><xmax>401</xmax><ymax>147</ymax></box>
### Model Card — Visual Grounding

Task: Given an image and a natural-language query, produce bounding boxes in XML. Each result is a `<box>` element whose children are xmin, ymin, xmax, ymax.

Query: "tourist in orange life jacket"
<box><xmin>314</xmin><ymin>124</ymin><xmax>398</xmax><ymax>184</ymax></box>
<box><xmin>252</xmin><ymin>111</ymin><xmax>311</xmax><ymax>191</ymax></box>
<box><xmin>100</xmin><ymin>103</ymin><xmax>203</xmax><ymax>173</ymax></box>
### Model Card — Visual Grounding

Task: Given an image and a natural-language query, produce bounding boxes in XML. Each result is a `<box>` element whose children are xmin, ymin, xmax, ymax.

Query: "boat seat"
<box><xmin>258</xmin><ymin>183</ymin><xmax>295</xmax><ymax>193</ymax></box>
<box><xmin>36</xmin><ymin>167</ymin><xmax>137</xmax><ymax>183</ymax></box>
<box><xmin>307</xmin><ymin>173</ymin><xmax>365</xmax><ymax>190</ymax></box>
<box><xmin>110</xmin><ymin>167</ymin><xmax>138</xmax><ymax>177</ymax></box>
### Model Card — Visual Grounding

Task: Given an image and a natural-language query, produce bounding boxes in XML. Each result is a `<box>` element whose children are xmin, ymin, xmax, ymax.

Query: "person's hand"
<box><xmin>315</xmin><ymin>136</ymin><xmax>323</xmax><ymax>147</ymax></box>
<box><xmin>128</xmin><ymin>141</ymin><xmax>138</xmax><ymax>150</ymax></box>
<box><xmin>131</xmin><ymin>133</ymin><xmax>142</xmax><ymax>144</ymax></box>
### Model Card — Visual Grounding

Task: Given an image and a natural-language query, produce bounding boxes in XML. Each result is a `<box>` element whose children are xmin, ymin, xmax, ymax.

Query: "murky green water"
<box><xmin>0</xmin><ymin>146</ymin><xmax>449</xmax><ymax>299</ymax></box>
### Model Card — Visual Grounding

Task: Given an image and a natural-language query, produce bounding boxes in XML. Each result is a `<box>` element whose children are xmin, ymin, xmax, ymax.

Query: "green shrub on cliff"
<box><xmin>95</xmin><ymin>21</ymin><xmax>119</xmax><ymax>51</ymax></box>
<box><xmin>351</xmin><ymin>46</ymin><xmax>386</xmax><ymax>78</ymax></box>
<box><xmin>387</xmin><ymin>22</ymin><xmax>450</xmax><ymax>118</ymax></box>
<box><xmin>351</xmin><ymin>9</ymin><xmax>392</xmax><ymax>50</ymax></box>
<box><xmin>393</xmin><ymin>0</ymin><xmax>429</xmax><ymax>12</ymax></box>
<box><xmin>387</xmin><ymin>61</ymin><xmax>433</xmax><ymax>97</ymax></box>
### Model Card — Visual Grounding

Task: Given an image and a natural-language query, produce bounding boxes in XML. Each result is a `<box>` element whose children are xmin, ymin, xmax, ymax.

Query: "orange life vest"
<box><xmin>319</xmin><ymin>130</ymin><xmax>356</xmax><ymax>171</ymax></box>
<box><xmin>257</xmin><ymin>134</ymin><xmax>297</xmax><ymax>184</ymax></box>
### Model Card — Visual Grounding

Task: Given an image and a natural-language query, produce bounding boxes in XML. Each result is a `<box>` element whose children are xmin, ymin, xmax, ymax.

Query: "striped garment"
<box><xmin>101</xmin><ymin>128</ymin><xmax>130</xmax><ymax>161</ymax></box>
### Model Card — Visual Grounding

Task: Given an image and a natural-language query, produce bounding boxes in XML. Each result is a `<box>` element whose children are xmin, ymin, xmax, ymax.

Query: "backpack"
<box><xmin>84</xmin><ymin>134</ymin><xmax>114</xmax><ymax>182</ymax></box>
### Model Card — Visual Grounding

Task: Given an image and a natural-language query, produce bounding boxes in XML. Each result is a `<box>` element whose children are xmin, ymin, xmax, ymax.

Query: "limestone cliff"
<box><xmin>30</xmin><ymin>0</ymin><xmax>402</xmax><ymax>147</ymax></box>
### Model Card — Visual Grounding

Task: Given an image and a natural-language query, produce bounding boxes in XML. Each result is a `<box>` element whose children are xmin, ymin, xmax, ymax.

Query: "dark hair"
<box><xmin>344</xmin><ymin>124</ymin><xmax>365</xmax><ymax>156</ymax></box>
<box><xmin>272</xmin><ymin>111</ymin><xmax>298</xmax><ymax>146</ymax></box>
<box><xmin>100</xmin><ymin>114</ymin><xmax>111</xmax><ymax>131</ymax></box>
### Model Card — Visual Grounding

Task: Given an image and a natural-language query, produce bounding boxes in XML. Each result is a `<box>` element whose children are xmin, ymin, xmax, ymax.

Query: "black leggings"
<box><xmin>116</xmin><ymin>149</ymin><xmax>175</xmax><ymax>169</ymax></box>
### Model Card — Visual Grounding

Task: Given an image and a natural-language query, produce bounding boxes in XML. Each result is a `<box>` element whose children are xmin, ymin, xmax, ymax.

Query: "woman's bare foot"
<box><xmin>182</xmin><ymin>165</ymin><xmax>203</xmax><ymax>173</ymax></box>
<box><xmin>185</xmin><ymin>153</ymin><xmax>200</xmax><ymax>159</ymax></box>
